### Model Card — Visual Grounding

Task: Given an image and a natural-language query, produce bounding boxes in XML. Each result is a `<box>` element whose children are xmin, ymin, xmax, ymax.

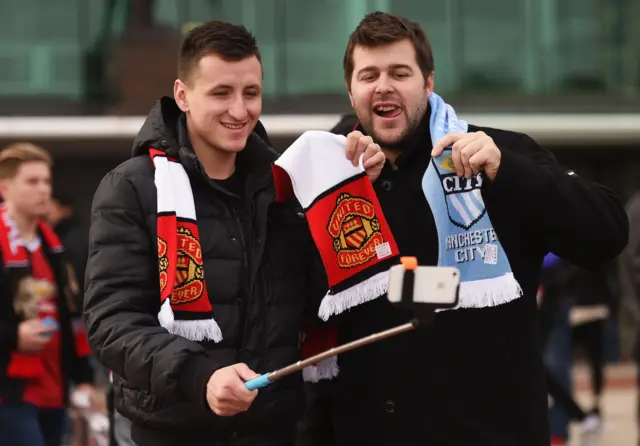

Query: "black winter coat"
<box><xmin>84</xmin><ymin>98</ymin><xmax>326</xmax><ymax>446</ymax></box>
<box><xmin>298</xmin><ymin>114</ymin><xmax>628</xmax><ymax>446</ymax></box>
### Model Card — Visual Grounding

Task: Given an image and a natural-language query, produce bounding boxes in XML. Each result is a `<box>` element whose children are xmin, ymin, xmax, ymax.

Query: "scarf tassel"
<box><xmin>450</xmin><ymin>272</ymin><xmax>523</xmax><ymax>311</ymax></box>
<box><xmin>302</xmin><ymin>356</ymin><xmax>340</xmax><ymax>383</ymax></box>
<box><xmin>318</xmin><ymin>270</ymin><xmax>390</xmax><ymax>321</ymax></box>
<box><xmin>158</xmin><ymin>298</ymin><xmax>223</xmax><ymax>342</ymax></box>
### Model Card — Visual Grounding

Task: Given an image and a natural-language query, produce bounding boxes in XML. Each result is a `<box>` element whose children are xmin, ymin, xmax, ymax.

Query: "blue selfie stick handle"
<box><xmin>244</xmin><ymin>374</ymin><xmax>271</xmax><ymax>391</ymax></box>
<box><xmin>242</xmin><ymin>321</ymin><xmax>422</xmax><ymax>391</ymax></box>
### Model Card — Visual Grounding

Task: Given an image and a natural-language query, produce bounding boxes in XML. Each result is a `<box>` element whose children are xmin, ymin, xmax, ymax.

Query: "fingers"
<box><xmin>218</xmin><ymin>380</ymin><xmax>256</xmax><ymax>411</ymax></box>
<box><xmin>229</xmin><ymin>364</ymin><xmax>259</xmax><ymax>403</ymax></box>
<box><xmin>345</xmin><ymin>131</ymin><xmax>363</xmax><ymax>163</ymax></box>
<box><xmin>208</xmin><ymin>364</ymin><xmax>259</xmax><ymax>417</ymax></box>
<box><xmin>346</xmin><ymin>131</ymin><xmax>375</xmax><ymax>167</ymax></box>
<box><xmin>431</xmin><ymin>133</ymin><xmax>466</xmax><ymax>157</ymax></box>
<box><xmin>448</xmin><ymin>133</ymin><xmax>475</xmax><ymax>177</ymax></box>
<box><xmin>212</xmin><ymin>388</ymin><xmax>256</xmax><ymax>416</ymax></box>
<box><xmin>210</xmin><ymin>391</ymin><xmax>251</xmax><ymax>416</ymax></box>
<box><xmin>31</xmin><ymin>321</ymin><xmax>53</xmax><ymax>347</ymax></box>
<box><xmin>363</xmin><ymin>149</ymin><xmax>384</xmax><ymax>170</ymax></box>
<box><xmin>468</xmin><ymin>150</ymin><xmax>489</xmax><ymax>176</ymax></box>
<box><xmin>37</xmin><ymin>325</ymin><xmax>57</xmax><ymax>336</ymax></box>
<box><xmin>450</xmin><ymin>138</ymin><xmax>464</xmax><ymax>177</ymax></box>
<box><xmin>435</xmin><ymin>132</ymin><xmax>493</xmax><ymax>178</ymax></box>
<box><xmin>354</xmin><ymin>135</ymin><xmax>375</xmax><ymax>167</ymax></box>
<box><xmin>232</xmin><ymin>363</ymin><xmax>260</xmax><ymax>381</ymax></box>
<box><xmin>23</xmin><ymin>319</ymin><xmax>42</xmax><ymax>331</ymax></box>
<box><xmin>26</xmin><ymin>318</ymin><xmax>41</xmax><ymax>326</ymax></box>
<box><xmin>227</xmin><ymin>382</ymin><xmax>257</xmax><ymax>407</ymax></box>
<box><xmin>455</xmin><ymin>138</ymin><xmax>483</xmax><ymax>178</ymax></box>
<box><xmin>210</xmin><ymin>399</ymin><xmax>247</xmax><ymax>417</ymax></box>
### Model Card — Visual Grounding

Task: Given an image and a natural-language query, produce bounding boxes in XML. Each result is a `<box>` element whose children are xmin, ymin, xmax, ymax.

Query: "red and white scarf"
<box><xmin>149</xmin><ymin>149</ymin><xmax>222</xmax><ymax>342</ymax></box>
<box><xmin>273</xmin><ymin>131</ymin><xmax>400</xmax><ymax>381</ymax></box>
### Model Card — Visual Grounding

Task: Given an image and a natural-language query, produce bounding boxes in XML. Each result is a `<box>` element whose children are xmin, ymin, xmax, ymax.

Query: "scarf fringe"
<box><xmin>158</xmin><ymin>298</ymin><xmax>174</xmax><ymax>329</ymax></box>
<box><xmin>302</xmin><ymin>356</ymin><xmax>339</xmax><ymax>383</ymax></box>
<box><xmin>318</xmin><ymin>270</ymin><xmax>389</xmax><ymax>321</ymax></box>
<box><xmin>440</xmin><ymin>272</ymin><xmax>522</xmax><ymax>311</ymax></box>
<box><xmin>158</xmin><ymin>299</ymin><xmax>223</xmax><ymax>342</ymax></box>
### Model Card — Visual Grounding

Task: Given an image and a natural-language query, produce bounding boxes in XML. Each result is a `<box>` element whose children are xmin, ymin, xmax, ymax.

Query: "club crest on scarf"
<box><xmin>158</xmin><ymin>225</ymin><xmax>205</xmax><ymax>303</ymax></box>
<box><xmin>304</xmin><ymin>173</ymin><xmax>397</xmax><ymax>293</ymax></box>
<box><xmin>329</xmin><ymin>192</ymin><xmax>389</xmax><ymax>269</ymax></box>
<box><xmin>436</xmin><ymin>155</ymin><xmax>487</xmax><ymax>230</ymax></box>
<box><xmin>174</xmin><ymin>225</ymin><xmax>205</xmax><ymax>303</ymax></box>
<box><xmin>158</xmin><ymin>237</ymin><xmax>169</xmax><ymax>292</ymax></box>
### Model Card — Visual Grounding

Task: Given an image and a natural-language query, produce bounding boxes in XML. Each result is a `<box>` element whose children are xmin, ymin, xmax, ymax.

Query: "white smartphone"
<box><xmin>387</xmin><ymin>258</ymin><xmax>460</xmax><ymax>310</ymax></box>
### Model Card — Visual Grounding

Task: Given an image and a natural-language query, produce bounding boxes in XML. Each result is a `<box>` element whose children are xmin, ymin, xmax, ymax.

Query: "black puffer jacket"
<box><xmin>84</xmin><ymin>98</ymin><xmax>326</xmax><ymax>446</ymax></box>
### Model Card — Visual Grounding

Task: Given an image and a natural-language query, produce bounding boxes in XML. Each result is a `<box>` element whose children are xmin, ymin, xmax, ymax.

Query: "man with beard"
<box><xmin>298</xmin><ymin>12</ymin><xmax>628</xmax><ymax>446</ymax></box>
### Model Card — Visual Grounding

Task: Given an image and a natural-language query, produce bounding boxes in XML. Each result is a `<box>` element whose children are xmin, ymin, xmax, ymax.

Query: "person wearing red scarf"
<box><xmin>0</xmin><ymin>143</ymin><xmax>94</xmax><ymax>446</ymax></box>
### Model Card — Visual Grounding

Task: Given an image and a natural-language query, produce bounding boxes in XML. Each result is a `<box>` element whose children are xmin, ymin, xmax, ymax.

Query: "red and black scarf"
<box><xmin>149</xmin><ymin>148</ymin><xmax>222</xmax><ymax>342</ymax></box>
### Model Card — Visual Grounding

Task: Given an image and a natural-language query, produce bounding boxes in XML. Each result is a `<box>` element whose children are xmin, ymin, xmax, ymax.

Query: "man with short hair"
<box><xmin>0</xmin><ymin>142</ymin><xmax>94</xmax><ymax>446</ymax></box>
<box><xmin>299</xmin><ymin>12</ymin><xmax>628</xmax><ymax>446</ymax></box>
<box><xmin>83</xmin><ymin>20</ymin><xmax>383</xmax><ymax>446</ymax></box>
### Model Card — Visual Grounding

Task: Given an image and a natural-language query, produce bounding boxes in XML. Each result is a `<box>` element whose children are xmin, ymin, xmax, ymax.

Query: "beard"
<box><xmin>356</xmin><ymin>100</ymin><xmax>427</xmax><ymax>152</ymax></box>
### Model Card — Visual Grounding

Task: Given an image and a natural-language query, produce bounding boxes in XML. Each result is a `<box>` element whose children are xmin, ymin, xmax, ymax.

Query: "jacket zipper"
<box><xmin>231</xmin><ymin>205</ymin><xmax>249</xmax><ymax>354</ymax></box>
<box><xmin>231</xmin><ymin>206</ymin><xmax>249</xmax><ymax>273</ymax></box>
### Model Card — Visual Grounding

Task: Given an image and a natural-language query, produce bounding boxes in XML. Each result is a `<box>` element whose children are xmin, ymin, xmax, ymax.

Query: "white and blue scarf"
<box><xmin>423</xmin><ymin>93</ymin><xmax>522</xmax><ymax>309</ymax></box>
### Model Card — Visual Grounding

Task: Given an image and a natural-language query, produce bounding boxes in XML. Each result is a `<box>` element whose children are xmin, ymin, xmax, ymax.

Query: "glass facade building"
<box><xmin>0</xmin><ymin>0</ymin><xmax>639</xmax><ymax>114</ymax></box>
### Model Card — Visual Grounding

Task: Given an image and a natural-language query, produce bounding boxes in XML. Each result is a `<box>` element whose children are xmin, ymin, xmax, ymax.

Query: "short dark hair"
<box><xmin>343</xmin><ymin>12</ymin><xmax>435</xmax><ymax>88</ymax></box>
<box><xmin>178</xmin><ymin>20</ymin><xmax>261</xmax><ymax>82</ymax></box>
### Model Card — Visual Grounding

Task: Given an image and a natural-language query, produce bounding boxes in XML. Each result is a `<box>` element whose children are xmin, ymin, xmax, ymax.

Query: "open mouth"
<box><xmin>373</xmin><ymin>104</ymin><xmax>402</xmax><ymax>119</ymax></box>
<box><xmin>222</xmin><ymin>122</ymin><xmax>246</xmax><ymax>130</ymax></box>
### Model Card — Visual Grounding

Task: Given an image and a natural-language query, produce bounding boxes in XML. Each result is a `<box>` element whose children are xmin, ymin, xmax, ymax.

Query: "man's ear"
<box><xmin>174</xmin><ymin>79</ymin><xmax>190</xmax><ymax>112</ymax></box>
<box><xmin>346</xmin><ymin>81</ymin><xmax>355</xmax><ymax>109</ymax></box>
<box><xmin>425</xmin><ymin>72</ymin><xmax>434</xmax><ymax>97</ymax></box>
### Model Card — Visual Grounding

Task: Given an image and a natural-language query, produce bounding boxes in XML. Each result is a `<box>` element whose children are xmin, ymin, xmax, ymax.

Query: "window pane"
<box><xmin>390</xmin><ymin>0</ymin><xmax>455</xmax><ymax>93</ymax></box>
<box><xmin>0</xmin><ymin>0</ymin><xmax>637</xmax><ymax>113</ymax></box>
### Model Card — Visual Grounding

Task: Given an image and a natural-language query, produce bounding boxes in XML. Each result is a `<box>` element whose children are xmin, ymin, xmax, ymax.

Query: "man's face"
<box><xmin>1</xmin><ymin>162</ymin><xmax>52</xmax><ymax>219</ymax></box>
<box><xmin>174</xmin><ymin>54</ymin><xmax>262</xmax><ymax>154</ymax></box>
<box><xmin>348</xmin><ymin>39</ymin><xmax>433</xmax><ymax>148</ymax></box>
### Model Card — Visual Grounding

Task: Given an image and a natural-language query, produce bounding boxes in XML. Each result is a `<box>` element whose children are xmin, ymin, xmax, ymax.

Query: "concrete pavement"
<box><xmin>569</xmin><ymin>362</ymin><xmax>637</xmax><ymax>445</ymax></box>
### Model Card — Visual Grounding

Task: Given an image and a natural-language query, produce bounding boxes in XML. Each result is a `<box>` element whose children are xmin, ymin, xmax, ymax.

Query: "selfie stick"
<box><xmin>244</xmin><ymin>317</ymin><xmax>422</xmax><ymax>390</ymax></box>
<box><xmin>244</xmin><ymin>257</ymin><xmax>459</xmax><ymax>391</ymax></box>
